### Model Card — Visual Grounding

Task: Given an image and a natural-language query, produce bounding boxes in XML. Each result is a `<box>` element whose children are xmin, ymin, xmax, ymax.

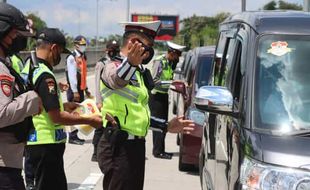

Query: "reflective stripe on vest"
<box><xmin>100</xmin><ymin>71</ymin><xmax>150</xmax><ymax>137</ymax></box>
<box><xmin>21</xmin><ymin>62</ymin><xmax>66</xmax><ymax>145</ymax></box>
<box><xmin>153</xmin><ymin>56</ymin><xmax>173</xmax><ymax>94</ymax></box>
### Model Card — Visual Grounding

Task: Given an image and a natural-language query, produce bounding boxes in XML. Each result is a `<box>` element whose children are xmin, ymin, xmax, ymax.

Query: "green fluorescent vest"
<box><xmin>21</xmin><ymin>62</ymin><xmax>66</xmax><ymax>145</ymax></box>
<box><xmin>153</xmin><ymin>55</ymin><xmax>173</xmax><ymax>94</ymax></box>
<box><xmin>100</xmin><ymin>71</ymin><xmax>150</xmax><ymax>137</ymax></box>
<box><xmin>10</xmin><ymin>55</ymin><xmax>23</xmax><ymax>74</ymax></box>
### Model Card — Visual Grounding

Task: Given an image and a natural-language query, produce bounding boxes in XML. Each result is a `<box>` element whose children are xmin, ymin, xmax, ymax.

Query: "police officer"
<box><xmin>21</xmin><ymin>28</ymin><xmax>102</xmax><ymax>190</ymax></box>
<box><xmin>0</xmin><ymin>3</ymin><xmax>42</xmax><ymax>190</ymax></box>
<box><xmin>150</xmin><ymin>41</ymin><xmax>185</xmax><ymax>159</ymax></box>
<box><xmin>97</xmin><ymin>21</ymin><xmax>194</xmax><ymax>190</ymax></box>
<box><xmin>66</xmin><ymin>35</ymin><xmax>91</xmax><ymax>145</ymax></box>
<box><xmin>92</xmin><ymin>39</ymin><xmax>120</xmax><ymax>162</ymax></box>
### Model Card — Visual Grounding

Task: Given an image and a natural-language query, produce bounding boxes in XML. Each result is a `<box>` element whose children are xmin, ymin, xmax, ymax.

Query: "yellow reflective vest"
<box><xmin>153</xmin><ymin>55</ymin><xmax>173</xmax><ymax>94</ymax></box>
<box><xmin>100</xmin><ymin>71</ymin><xmax>150</xmax><ymax>137</ymax></box>
<box><xmin>21</xmin><ymin>62</ymin><xmax>66</xmax><ymax>145</ymax></box>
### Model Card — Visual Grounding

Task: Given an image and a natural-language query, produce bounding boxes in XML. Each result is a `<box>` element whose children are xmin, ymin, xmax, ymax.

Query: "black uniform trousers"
<box><xmin>92</xmin><ymin>127</ymin><xmax>104</xmax><ymax>156</ymax></box>
<box><xmin>24</xmin><ymin>148</ymin><xmax>35</xmax><ymax>186</ymax></box>
<box><xmin>26</xmin><ymin>143</ymin><xmax>67</xmax><ymax>190</ymax></box>
<box><xmin>97</xmin><ymin>134</ymin><xmax>146</xmax><ymax>190</ymax></box>
<box><xmin>67</xmin><ymin>87</ymin><xmax>85</xmax><ymax>140</ymax></box>
<box><xmin>0</xmin><ymin>167</ymin><xmax>25</xmax><ymax>190</ymax></box>
<box><xmin>149</xmin><ymin>92</ymin><xmax>169</xmax><ymax>155</ymax></box>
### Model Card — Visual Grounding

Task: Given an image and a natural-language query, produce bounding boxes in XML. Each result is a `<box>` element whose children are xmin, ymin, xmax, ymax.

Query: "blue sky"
<box><xmin>9</xmin><ymin>0</ymin><xmax>303</xmax><ymax>38</ymax></box>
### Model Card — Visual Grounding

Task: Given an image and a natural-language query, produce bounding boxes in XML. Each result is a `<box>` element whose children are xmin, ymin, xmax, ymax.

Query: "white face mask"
<box><xmin>79</xmin><ymin>45</ymin><xmax>86</xmax><ymax>53</ymax></box>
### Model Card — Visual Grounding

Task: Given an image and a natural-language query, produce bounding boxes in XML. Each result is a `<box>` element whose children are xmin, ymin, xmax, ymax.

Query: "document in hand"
<box><xmin>72</xmin><ymin>99</ymin><xmax>100</xmax><ymax>135</ymax></box>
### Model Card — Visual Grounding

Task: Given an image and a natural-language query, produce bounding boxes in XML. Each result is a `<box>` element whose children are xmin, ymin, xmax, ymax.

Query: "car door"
<box><xmin>213</xmin><ymin>24</ymin><xmax>248</xmax><ymax>190</ymax></box>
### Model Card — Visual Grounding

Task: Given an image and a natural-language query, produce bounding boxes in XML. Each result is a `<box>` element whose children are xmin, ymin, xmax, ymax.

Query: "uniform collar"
<box><xmin>74</xmin><ymin>49</ymin><xmax>82</xmax><ymax>57</ymax></box>
<box><xmin>37</xmin><ymin>58</ymin><xmax>53</xmax><ymax>71</ymax></box>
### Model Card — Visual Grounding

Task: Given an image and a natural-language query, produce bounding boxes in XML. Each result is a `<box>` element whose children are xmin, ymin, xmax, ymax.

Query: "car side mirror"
<box><xmin>174</xmin><ymin>67</ymin><xmax>183</xmax><ymax>74</ymax></box>
<box><xmin>194</xmin><ymin>86</ymin><xmax>238</xmax><ymax>118</ymax></box>
<box><xmin>170</xmin><ymin>81</ymin><xmax>186</xmax><ymax>95</ymax></box>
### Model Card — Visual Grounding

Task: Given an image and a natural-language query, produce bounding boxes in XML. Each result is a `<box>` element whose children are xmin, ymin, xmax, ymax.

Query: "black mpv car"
<box><xmin>195</xmin><ymin>11</ymin><xmax>310</xmax><ymax>190</ymax></box>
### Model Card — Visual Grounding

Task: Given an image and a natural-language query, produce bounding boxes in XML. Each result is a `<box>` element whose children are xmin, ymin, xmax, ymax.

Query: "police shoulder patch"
<box><xmin>45</xmin><ymin>78</ymin><xmax>56</xmax><ymax>94</ymax></box>
<box><xmin>0</xmin><ymin>74</ymin><xmax>13</xmax><ymax>97</ymax></box>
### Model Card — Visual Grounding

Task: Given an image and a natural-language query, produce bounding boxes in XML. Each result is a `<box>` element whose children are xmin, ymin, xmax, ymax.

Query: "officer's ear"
<box><xmin>50</xmin><ymin>44</ymin><xmax>60</xmax><ymax>54</ymax></box>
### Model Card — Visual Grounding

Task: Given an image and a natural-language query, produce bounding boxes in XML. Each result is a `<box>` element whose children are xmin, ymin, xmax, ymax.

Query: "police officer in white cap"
<box><xmin>150</xmin><ymin>41</ymin><xmax>185</xmax><ymax>159</ymax></box>
<box><xmin>97</xmin><ymin>20</ymin><xmax>194</xmax><ymax>190</ymax></box>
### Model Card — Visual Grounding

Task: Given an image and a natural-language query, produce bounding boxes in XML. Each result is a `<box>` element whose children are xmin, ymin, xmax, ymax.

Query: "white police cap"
<box><xmin>167</xmin><ymin>41</ymin><xmax>186</xmax><ymax>52</ymax></box>
<box><xmin>120</xmin><ymin>20</ymin><xmax>161</xmax><ymax>40</ymax></box>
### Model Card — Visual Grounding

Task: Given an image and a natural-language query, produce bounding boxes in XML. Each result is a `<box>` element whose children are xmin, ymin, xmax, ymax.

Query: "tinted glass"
<box><xmin>255</xmin><ymin>35</ymin><xmax>310</xmax><ymax>133</ymax></box>
<box><xmin>196</xmin><ymin>56</ymin><xmax>213</xmax><ymax>88</ymax></box>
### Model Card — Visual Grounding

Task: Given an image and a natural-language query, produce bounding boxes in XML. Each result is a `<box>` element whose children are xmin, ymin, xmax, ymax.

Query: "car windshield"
<box><xmin>195</xmin><ymin>56</ymin><xmax>213</xmax><ymax>88</ymax></box>
<box><xmin>255</xmin><ymin>35</ymin><xmax>310</xmax><ymax>134</ymax></box>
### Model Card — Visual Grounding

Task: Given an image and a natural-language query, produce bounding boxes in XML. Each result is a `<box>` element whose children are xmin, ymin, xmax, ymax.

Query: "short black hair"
<box><xmin>36</xmin><ymin>39</ymin><xmax>51</xmax><ymax>50</ymax></box>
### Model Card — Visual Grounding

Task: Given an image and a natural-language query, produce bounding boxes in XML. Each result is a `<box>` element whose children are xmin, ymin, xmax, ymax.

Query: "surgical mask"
<box><xmin>79</xmin><ymin>45</ymin><xmax>86</xmax><ymax>53</ymax></box>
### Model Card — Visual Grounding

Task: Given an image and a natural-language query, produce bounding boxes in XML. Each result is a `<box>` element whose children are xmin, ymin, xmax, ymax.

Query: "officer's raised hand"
<box><xmin>127</xmin><ymin>40</ymin><xmax>149</xmax><ymax>66</ymax></box>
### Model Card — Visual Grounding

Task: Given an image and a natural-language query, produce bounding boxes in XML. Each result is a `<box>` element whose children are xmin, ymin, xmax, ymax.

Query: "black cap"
<box><xmin>37</xmin><ymin>28</ymin><xmax>71</xmax><ymax>54</ymax></box>
<box><xmin>0</xmin><ymin>3</ymin><xmax>33</xmax><ymax>37</ymax></box>
<box><xmin>106</xmin><ymin>40</ymin><xmax>120</xmax><ymax>51</ymax></box>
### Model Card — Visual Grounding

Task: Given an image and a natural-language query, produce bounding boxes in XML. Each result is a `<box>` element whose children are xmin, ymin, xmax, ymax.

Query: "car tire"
<box><xmin>178</xmin><ymin>144</ymin><xmax>195</xmax><ymax>172</ymax></box>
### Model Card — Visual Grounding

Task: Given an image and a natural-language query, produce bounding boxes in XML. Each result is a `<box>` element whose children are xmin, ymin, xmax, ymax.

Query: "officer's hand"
<box><xmin>59</xmin><ymin>82</ymin><xmax>69</xmax><ymax>92</ymax></box>
<box><xmin>127</xmin><ymin>40</ymin><xmax>149</xmax><ymax>66</ymax></box>
<box><xmin>89</xmin><ymin>115</ymin><xmax>103</xmax><ymax>129</ymax></box>
<box><xmin>167</xmin><ymin>115</ymin><xmax>195</xmax><ymax>134</ymax></box>
<box><xmin>73</xmin><ymin>92</ymin><xmax>80</xmax><ymax>102</ymax></box>
<box><xmin>86</xmin><ymin>90</ymin><xmax>92</xmax><ymax>99</ymax></box>
<box><xmin>64</xmin><ymin>102</ymin><xmax>80</xmax><ymax>113</ymax></box>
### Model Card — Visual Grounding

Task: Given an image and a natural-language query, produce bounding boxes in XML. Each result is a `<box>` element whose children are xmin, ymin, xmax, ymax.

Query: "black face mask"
<box><xmin>1</xmin><ymin>35</ymin><xmax>28</xmax><ymax>56</ymax></box>
<box><xmin>108</xmin><ymin>50</ymin><xmax>120</xmax><ymax>60</ymax></box>
<box><xmin>141</xmin><ymin>46</ymin><xmax>154</xmax><ymax>65</ymax></box>
<box><xmin>172</xmin><ymin>57</ymin><xmax>179</xmax><ymax>65</ymax></box>
<box><xmin>52</xmin><ymin>50</ymin><xmax>61</xmax><ymax>66</ymax></box>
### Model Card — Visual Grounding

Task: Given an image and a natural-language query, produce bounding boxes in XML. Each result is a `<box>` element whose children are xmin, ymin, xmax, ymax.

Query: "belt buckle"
<box><xmin>127</xmin><ymin>134</ymin><xmax>143</xmax><ymax>140</ymax></box>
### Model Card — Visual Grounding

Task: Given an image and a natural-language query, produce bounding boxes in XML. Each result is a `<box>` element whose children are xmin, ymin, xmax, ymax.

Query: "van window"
<box><xmin>214</xmin><ymin>37</ymin><xmax>234</xmax><ymax>87</ymax></box>
<box><xmin>255</xmin><ymin>35</ymin><xmax>310</xmax><ymax>133</ymax></box>
<box><xmin>231</xmin><ymin>40</ymin><xmax>243</xmax><ymax>102</ymax></box>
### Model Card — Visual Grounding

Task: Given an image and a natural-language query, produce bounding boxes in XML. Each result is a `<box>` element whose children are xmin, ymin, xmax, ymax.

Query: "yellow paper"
<box><xmin>72</xmin><ymin>99</ymin><xmax>100</xmax><ymax>136</ymax></box>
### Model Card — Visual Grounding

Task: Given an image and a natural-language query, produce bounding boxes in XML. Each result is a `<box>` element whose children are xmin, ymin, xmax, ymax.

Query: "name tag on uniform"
<box><xmin>28</xmin><ymin>131</ymin><xmax>37</xmax><ymax>142</ymax></box>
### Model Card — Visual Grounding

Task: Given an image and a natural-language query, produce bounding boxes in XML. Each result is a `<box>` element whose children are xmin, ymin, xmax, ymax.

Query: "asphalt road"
<box><xmin>54</xmin><ymin>73</ymin><xmax>201</xmax><ymax>190</ymax></box>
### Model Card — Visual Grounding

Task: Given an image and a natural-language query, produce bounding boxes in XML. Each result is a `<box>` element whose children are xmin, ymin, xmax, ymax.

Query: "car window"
<box><xmin>255</xmin><ymin>35</ymin><xmax>310</xmax><ymax>133</ymax></box>
<box><xmin>195</xmin><ymin>56</ymin><xmax>213</xmax><ymax>88</ymax></box>
<box><xmin>214</xmin><ymin>34</ymin><xmax>234</xmax><ymax>87</ymax></box>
